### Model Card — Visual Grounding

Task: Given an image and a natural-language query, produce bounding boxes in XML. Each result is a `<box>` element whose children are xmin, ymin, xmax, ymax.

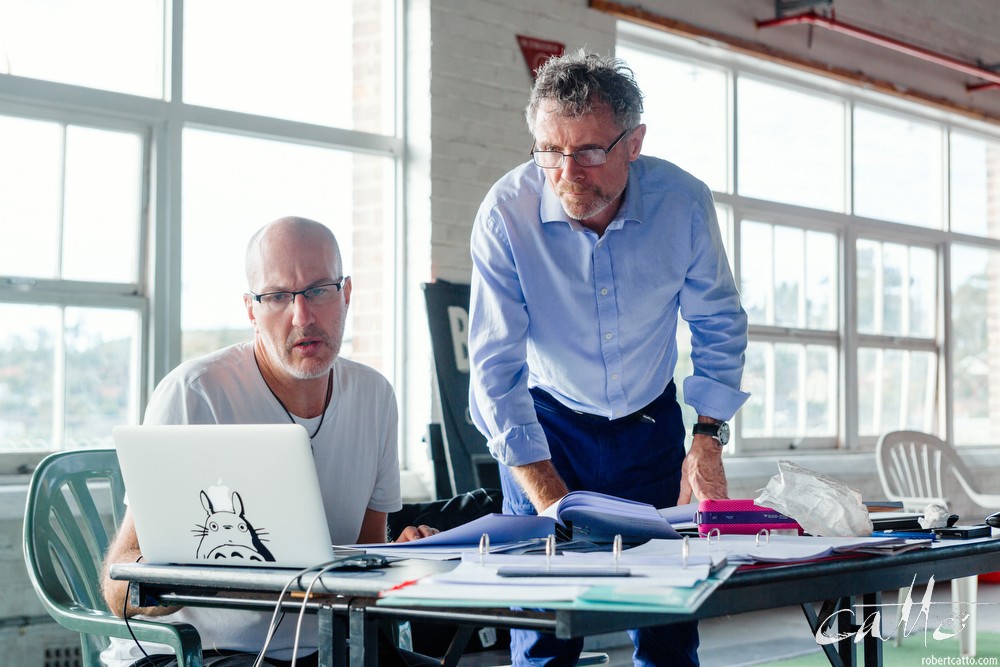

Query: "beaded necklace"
<box><xmin>254</xmin><ymin>349</ymin><xmax>333</xmax><ymax>439</ymax></box>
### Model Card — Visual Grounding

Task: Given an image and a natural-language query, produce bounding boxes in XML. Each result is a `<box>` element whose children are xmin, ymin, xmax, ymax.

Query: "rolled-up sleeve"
<box><xmin>468</xmin><ymin>201</ymin><xmax>551</xmax><ymax>467</ymax></box>
<box><xmin>679</xmin><ymin>188</ymin><xmax>750</xmax><ymax>421</ymax></box>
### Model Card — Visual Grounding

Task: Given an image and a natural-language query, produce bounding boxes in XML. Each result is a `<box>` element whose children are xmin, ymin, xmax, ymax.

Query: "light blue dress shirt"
<box><xmin>468</xmin><ymin>155</ymin><xmax>749</xmax><ymax>467</ymax></box>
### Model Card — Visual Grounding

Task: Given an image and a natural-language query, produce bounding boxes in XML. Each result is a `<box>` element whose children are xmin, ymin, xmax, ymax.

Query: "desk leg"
<box><xmin>836</xmin><ymin>597</ymin><xmax>857</xmax><ymax>667</ymax></box>
<box><xmin>804</xmin><ymin>595</ymin><xmax>888</xmax><ymax>667</ymax></box>
<box><xmin>803</xmin><ymin>599</ymin><xmax>849</xmax><ymax>667</ymax></box>
<box><xmin>348</xmin><ymin>601</ymin><xmax>378</xmax><ymax>667</ymax></box>
<box><xmin>860</xmin><ymin>591</ymin><xmax>883</xmax><ymax>666</ymax></box>
<box><xmin>318</xmin><ymin>606</ymin><xmax>346</xmax><ymax>667</ymax></box>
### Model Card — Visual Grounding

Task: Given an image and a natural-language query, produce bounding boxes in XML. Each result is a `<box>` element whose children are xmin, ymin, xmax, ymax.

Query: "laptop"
<box><xmin>113</xmin><ymin>423</ymin><xmax>337</xmax><ymax>568</ymax></box>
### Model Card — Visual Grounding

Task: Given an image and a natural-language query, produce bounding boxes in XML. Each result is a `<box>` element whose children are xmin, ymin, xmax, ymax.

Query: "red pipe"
<box><xmin>756</xmin><ymin>11</ymin><xmax>1000</xmax><ymax>91</ymax></box>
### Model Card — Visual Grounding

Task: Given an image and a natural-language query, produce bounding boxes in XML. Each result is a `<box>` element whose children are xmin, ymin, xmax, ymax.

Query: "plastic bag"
<box><xmin>754</xmin><ymin>459</ymin><xmax>873</xmax><ymax>537</ymax></box>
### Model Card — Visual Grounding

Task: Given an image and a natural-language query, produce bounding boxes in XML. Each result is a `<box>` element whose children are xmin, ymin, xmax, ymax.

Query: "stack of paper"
<box><xmin>378</xmin><ymin>549</ymin><xmax>733</xmax><ymax>614</ymax></box>
<box><xmin>626</xmin><ymin>533</ymin><xmax>931</xmax><ymax>565</ymax></box>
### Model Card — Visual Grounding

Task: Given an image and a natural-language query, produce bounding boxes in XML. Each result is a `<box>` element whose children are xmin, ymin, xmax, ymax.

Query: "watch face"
<box><xmin>694</xmin><ymin>421</ymin><xmax>729</xmax><ymax>445</ymax></box>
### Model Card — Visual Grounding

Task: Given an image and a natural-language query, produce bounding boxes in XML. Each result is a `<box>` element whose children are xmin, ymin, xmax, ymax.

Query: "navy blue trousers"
<box><xmin>499</xmin><ymin>382</ymin><xmax>700</xmax><ymax>667</ymax></box>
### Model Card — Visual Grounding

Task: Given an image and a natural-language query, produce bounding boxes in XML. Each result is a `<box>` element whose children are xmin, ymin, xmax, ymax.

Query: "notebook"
<box><xmin>113</xmin><ymin>423</ymin><xmax>337</xmax><ymax>568</ymax></box>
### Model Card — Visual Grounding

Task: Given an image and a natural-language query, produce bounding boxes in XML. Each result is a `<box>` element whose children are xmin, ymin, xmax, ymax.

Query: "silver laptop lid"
<box><xmin>113</xmin><ymin>423</ymin><xmax>335</xmax><ymax>568</ymax></box>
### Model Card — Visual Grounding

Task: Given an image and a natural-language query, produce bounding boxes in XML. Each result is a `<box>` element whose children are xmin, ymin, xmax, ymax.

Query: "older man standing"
<box><xmin>468</xmin><ymin>51</ymin><xmax>749</xmax><ymax>666</ymax></box>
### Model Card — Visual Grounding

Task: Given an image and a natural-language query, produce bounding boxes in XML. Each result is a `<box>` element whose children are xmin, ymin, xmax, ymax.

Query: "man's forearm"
<box><xmin>509</xmin><ymin>459</ymin><xmax>571</xmax><ymax>513</ymax></box>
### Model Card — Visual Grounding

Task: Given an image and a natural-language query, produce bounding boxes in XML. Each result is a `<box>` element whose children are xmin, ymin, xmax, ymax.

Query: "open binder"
<box><xmin>543</xmin><ymin>490</ymin><xmax>681</xmax><ymax>542</ymax></box>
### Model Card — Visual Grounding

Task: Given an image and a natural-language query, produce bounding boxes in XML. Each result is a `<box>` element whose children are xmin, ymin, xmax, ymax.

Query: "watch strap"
<box><xmin>693</xmin><ymin>421</ymin><xmax>729</xmax><ymax>446</ymax></box>
<box><xmin>692</xmin><ymin>423</ymin><xmax>721</xmax><ymax>438</ymax></box>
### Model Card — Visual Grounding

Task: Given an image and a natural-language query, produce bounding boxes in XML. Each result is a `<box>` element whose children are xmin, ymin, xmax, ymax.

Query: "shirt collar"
<box><xmin>538</xmin><ymin>163</ymin><xmax>644</xmax><ymax>232</ymax></box>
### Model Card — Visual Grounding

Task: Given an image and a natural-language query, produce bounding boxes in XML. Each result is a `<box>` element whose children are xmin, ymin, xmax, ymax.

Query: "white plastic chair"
<box><xmin>876</xmin><ymin>430</ymin><xmax>1000</xmax><ymax>657</ymax></box>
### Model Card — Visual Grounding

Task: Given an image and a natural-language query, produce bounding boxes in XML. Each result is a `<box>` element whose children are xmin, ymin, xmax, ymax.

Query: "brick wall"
<box><xmin>421</xmin><ymin>0</ymin><xmax>611</xmax><ymax>281</ymax></box>
<box><xmin>402</xmin><ymin>1</ymin><xmax>612</xmax><ymax>473</ymax></box>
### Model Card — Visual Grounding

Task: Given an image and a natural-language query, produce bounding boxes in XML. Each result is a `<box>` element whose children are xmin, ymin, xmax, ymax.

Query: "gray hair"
<box><xmin>525</xmin><ymin>49</ymin><xmax>644</xmax><ymax>134</ymax></box>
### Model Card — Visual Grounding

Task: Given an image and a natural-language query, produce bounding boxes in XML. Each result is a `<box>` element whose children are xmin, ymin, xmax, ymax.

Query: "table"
<box><xmin>111</xmin><ymin>537</ymin><xmax>1000</xmax><ymax>667</ymax></box>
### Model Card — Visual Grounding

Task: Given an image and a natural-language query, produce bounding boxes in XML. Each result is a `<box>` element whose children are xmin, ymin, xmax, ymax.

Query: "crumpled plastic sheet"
<box><xmin>754</xmin><ymin>459</ymin><xmax>874</xmax><ymax>537</ymax></box>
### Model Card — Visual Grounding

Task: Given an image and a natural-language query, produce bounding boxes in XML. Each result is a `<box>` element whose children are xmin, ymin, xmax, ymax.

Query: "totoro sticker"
<box><xmin>193</xmin><ymin>482</ymin><xmax>275</xmax><ymax>562</ymax></box>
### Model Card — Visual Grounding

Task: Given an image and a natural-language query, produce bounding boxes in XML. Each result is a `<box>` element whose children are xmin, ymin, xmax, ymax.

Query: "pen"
<box><xmin>872</xmin><ymin>531</ymin><xmax>936</xmax><ymax>540</ymax></box>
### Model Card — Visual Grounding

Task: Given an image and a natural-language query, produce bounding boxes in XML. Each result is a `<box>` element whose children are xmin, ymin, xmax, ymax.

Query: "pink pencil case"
<box><xmin>696</xmin><ymin>499</ymin><xmax>804</xmax><ymax>536</ymax></box>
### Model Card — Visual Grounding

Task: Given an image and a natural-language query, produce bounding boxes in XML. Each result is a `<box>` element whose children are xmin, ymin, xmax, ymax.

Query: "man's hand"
<box><xmin>394</xmin><ymin>525</ymin><xmax>440</xmax><ymax>542</ymax></box>
<box><xmin>677</xmin><ymin>434</ymin><xmax>728</xmax><ymax>504</ymax></box>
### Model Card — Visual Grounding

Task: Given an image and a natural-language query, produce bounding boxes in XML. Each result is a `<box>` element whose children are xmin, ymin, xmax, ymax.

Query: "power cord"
<box><xmin>254</xmin><ymin>554</ymin><xmax>385</xmax><ymax>667</ymax></box>
<box><xmin>291</xmin><ymin>561</ymin><xmax>353</xmax><ymax>666</ymax></box>
<box><xmin>122</xmin><ymin>553</ymin><xmax>381</xmax><ymax>667</ymax></box>
<box><xmin>251</xmin><ymin>564</ymin><xmax>314</xmax><ymax>667</ymax></box>
<box><xmin>123</xmin><ymin>555</ymin><xmax>151</xmax><ymax>660</ymax></box>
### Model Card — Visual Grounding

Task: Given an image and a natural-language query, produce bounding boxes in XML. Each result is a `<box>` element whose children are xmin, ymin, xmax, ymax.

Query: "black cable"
<box><xmin>123</xmin><ymin>555</ymin><xmax>151</xmax><ymax>659</ymax></box>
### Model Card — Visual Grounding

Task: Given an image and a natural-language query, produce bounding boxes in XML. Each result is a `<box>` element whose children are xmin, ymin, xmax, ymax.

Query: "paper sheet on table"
<box><xmin>380</xmin><ymin>575</ymin><xmax>588</xmax><ymax>603</ymax></box>
<box><xmin>380</xmin><ymin>557</ymin><xmax>712</xmax><ymax>603</ymax></box>
<box><xmin>578</xmin><ymin>570</ymin><xmax>731</xmax><ymax>611</ymax></box>
<box><xmin>445</xmin><ymin>556</ymin><xmax>712</xmax><ymax>587</ymax></box>
<box><xmin>346</xmin><ymin>513</ymin><xmax>556</xmax><ymax>559</ymax></box>
<box><xmin>379</xmin><ymin>559</ymin><xmax>736</xmax><ymax>615</ymax></box>
<box><xmin>658</xmin><ymin>501</ymin><xmax>698</xmax><ymax>524</ymax></box>
<box><xmin>355</xmin><ymin>540</ymin><xmax>549</xmax><ymax>561</ymax></box>
<box><xmin>626</xmin><ymin>533</ymin><xmax>920</xmax><ymax>564</ymax></box>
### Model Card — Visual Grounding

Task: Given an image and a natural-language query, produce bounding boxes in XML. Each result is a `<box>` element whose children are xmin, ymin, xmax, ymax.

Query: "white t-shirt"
<box><xmin>102</xmin><ymin>342</ymin><xmax>401</xmax><ymax>666</ymax></box>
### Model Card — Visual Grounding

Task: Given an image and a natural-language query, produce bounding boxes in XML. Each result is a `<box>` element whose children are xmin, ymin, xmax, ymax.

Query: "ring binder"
<box><xmin>696</xmin><ymin>499</ymin><xmax>804</xmax><ymax>536</ymax></box>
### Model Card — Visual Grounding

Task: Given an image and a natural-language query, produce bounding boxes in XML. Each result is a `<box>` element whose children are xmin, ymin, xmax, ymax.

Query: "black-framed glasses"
<box><xmin>530</xmin><ymin>127</ymin><xmax>634</xmax><ymax>169</ymax></box>
<box><xmin>248</xmin><ymin>278</ymin><xmax>347</xmax><ymax>313</ymax></box>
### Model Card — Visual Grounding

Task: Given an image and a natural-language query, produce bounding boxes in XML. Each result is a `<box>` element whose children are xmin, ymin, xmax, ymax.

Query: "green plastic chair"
<box><xmin>23</xmin><ymin>448</ymin><xmax>203</xmax><ymax>667</ymax></box>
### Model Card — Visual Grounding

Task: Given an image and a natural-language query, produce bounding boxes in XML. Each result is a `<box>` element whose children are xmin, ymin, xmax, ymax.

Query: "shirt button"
<box><xmin>600</xmin><ymin>288</ymin><xmax>608</xmax><ymax>296</ymax></box>
<box><xmin>605</xmin><ymin>332</ymin><xmax>613</xmax><ymax>340</ymax></box>
<box><xmin>611</xmin><ymin>373</ymin><xmax>619</xmax><ymax>380</ymax></box>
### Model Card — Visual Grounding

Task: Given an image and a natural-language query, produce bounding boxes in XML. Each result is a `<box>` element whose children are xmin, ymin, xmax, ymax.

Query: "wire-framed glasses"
<box><xmin>248</xmin><ymin>278</ymin><xmax>347</xmax><ymax>313</ymax></box>
<box><xmin>530</xmin><ymin>127</ymin><xmax>634</xmax><ymax>169</ymax></box>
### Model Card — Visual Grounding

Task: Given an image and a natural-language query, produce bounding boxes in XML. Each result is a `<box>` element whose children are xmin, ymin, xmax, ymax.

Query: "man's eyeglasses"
<box><xmin>530</xmin><ymin>127</ymin><xmax>634</xmax><ymax>169</ymax></box>
<box><xmin>248</xmin><ymin>279</ymin><xmax>347</xmax><ymax>313</ymax></box>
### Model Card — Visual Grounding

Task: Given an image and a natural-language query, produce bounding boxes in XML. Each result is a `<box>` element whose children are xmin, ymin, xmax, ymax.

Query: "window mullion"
<box><xmin>53</xmin><ymin>308</ymin><xmax>66</xmax><ymax>449</ymax></box>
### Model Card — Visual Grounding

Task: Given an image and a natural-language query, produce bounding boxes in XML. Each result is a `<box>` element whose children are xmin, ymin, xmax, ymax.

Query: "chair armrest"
<box><xmin>58</xmin><ymin>605</ymin><xmax>203</xmax><ymax>667</ymax></box>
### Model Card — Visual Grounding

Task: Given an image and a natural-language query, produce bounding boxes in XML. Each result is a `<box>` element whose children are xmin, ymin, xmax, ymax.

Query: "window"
<box><xmin>737</xmin><ymin>77</ymin><xmax>847</xmax><ymax>213</ymax></box>
<box><xmin>855</xmin><ymin>240</ymin><xmax>938</xmax><ymax>440</ymax></box>
<box><xmin>740</xmin><ymin>221</ymin><xmax>839</xmax><ymax>450</ymax></box>
<box><xmin>624</xmin><ymin>45</ymin><xmax>729</xmax><ymax>192</ymax></box>
<box><xmin>0</xmin><ymin>112</ymin><xmax>146</xmax><ymax>453</ymax></box>
<box><xmin>951</xmin><ymin>245</ymin><xmax>1000</xmax><ymax>445</ymax></box>
<box><xmin>0</xmin><ymin>0</ymin><xmax>165</xmax><ymax>97</ymax></box>
<box><xmin>618</xmin><ymin>22</ymin><xmax>1000</xmax><ymax>453</ymax></box>
<box><xmin>854</xmin><ymin>107</ymin><xmax>945</xmax><ymax>229</ymax></box>
<box><xmin>0</xmin><ymin>1</ymin><xmax>400</xmax><ymax>465</ymax></box>
<box><xmin>950</xmin><ymin>132</ymin><xmax>1000</xmax><ymax>238</ymax></box>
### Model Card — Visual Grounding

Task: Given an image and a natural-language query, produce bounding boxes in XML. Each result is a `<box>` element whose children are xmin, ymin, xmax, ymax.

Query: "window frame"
<box><xmin>618</xmin><ymin>21</ymin><xmax>1000</xmax><ymax>455</ymax></box>
<box><xmin>0</xmin><ymin>0</ymin><xmax>405</xmax><ymax>473</ymax></box>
